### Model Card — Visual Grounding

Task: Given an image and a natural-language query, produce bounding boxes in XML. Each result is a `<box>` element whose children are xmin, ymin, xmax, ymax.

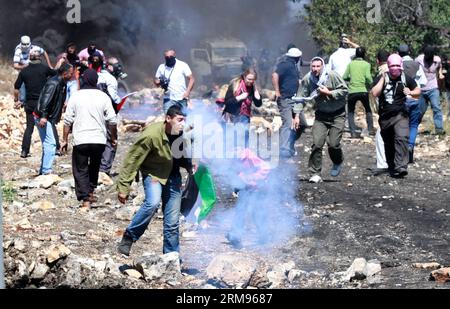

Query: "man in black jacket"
<box><xmin>14</xmin><ymin>49</ymin><xmax>58</xmax><ymax>158</ymax></box>
<box><xmin>34</xmin><ymin>63</ymin><xmax>73</xmax><ymax>175</ymax></box>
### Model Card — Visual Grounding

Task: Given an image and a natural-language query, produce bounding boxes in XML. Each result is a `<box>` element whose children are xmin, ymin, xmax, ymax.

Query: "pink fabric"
<box><xmin>234</xmin><ymin>80</ymin><xmax>252</xmax><ymax>117</ymax></box>
<box><xmin>238</xmin><ymin>149</ymin><xmax>270</xmax><ymax>187</ymax></box>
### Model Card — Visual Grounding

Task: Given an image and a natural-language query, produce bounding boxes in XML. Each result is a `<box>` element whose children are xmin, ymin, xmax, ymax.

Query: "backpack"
<box><xmin>402</xmin><ymin>60</ymin><xmax>420</xmax><ymax>81</ymax></box>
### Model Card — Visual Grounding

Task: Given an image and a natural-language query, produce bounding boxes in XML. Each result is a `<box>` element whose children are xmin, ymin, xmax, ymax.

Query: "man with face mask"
<box><xmin>293</xmin><ymin>57</ymin><xmax>348</xmax><ymax>183</ymax></box>
<box><xmin>14</xmin><ymin>48</ymin><xmax>57</xmax><ymax>159</ymax></box>
<box><xmin>155</xmin><ymin>49</ymin><xmax>195</xmax><ymax>113</ymax></box>
<box><xmin>78</xmin><ymin>42</ymin><xmax>105</xmax><ymax>66</ymax></box>
<box><xmin>13</xmin><ymin>36</ymin><xmax>53</xmax><ymax>103</ymax></box>
<box><xmin>272</xmin><ymin>47</ymin><xmax>307</xmax><ymax>160</ymax></box>
<box><xmin>116</xmin><ymin>105</ymin><xmax>194</xmax><ymax>257</ymax></box>
<box><xmin>371</xmin><ymin>54</ymin><xmax>421</xmax><ymax>178</ymax></box>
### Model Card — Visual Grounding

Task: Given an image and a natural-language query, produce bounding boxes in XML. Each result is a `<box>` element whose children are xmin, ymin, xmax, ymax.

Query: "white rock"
<box><xmin>267</xmin><ymin>270</ymin><xmax>286</xmax><ymax>288</ymax></box>
<box><xmin>206</xmin><ymin>254</ymin><xmax>257</xmax><ymax>288</ymax></box>
<box><xmin>344</xmin><ymin>258</ymin><xmax>367</xmax><ymax>281</ymax></box>
<box><xmin>124</xmin><ymin>269</ymin><xmax>144</xmax><ymax>279</ymax></box>
<box><xmin>14</xmin><ymin>239</ymin><xmax>26</xmax><ymax>251</ymax></box>
<box><xmin>365</xmin><ymin>260</ymin><xmax>382</xmax><ymax>277</ymax></box>
<box><xmin>47</xmin><ymin>244</ymin><xmax>71</xmax><ymax>263</ymax></box>
<box><xmin>31</xmin><ymin>263</ymin><xmax>49</xmax><ymax>280</ymax></box>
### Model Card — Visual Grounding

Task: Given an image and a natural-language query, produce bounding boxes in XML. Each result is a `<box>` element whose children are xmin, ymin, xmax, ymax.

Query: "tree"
<box><xmin>302</xmin><ymin>0</ymin><xmax>449</xmax><ymax>66</ymax></box>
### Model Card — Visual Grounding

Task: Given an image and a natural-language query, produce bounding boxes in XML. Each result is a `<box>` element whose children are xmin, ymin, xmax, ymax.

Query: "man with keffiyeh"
<box><xmin>293</xmin><ymin>57</ymin><xmax>348</xmax><ymax>183</ymax></box>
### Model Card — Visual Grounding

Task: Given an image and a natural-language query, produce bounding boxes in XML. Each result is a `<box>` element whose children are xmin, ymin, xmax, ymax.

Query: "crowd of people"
<box><xmin>10</xmin><ymin>33</ymin><xmax>450</xmax><ymax>257</ymax></box>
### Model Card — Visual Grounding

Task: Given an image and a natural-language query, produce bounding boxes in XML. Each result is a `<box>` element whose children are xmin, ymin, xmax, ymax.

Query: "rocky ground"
<box><xmin>0</xmin><ymin>66</ymin><xmax>449</xmax><ymax>288</ymax></box>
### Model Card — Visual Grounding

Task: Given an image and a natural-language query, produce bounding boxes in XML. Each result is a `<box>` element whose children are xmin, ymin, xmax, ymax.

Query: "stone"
<box><xmin>115</xmin><ymin>206</ymin><xmax>139</xmax><ymax>221</ymax></box>
<box><xmin>61</xmin><ymin>256</ymin><xmax>82</xmax><ymax>287</ymax></box>
<box><xmin>344</xmin><ymin>258</ymin><xmax>367</xmax><ymax>281</ymax></box>
<box><xmin>287</xmin><ymin>269</ymin><xmax>307</xmax><ymax>283</ymax></box>
<box><xmin>98</xmin><ymin>172</ymin><xmax>114</xmax><ymax>186</ymax></box>
<box><xmin>34</xmin><ymin>174</ymin><xmax>63</xmax><ymax>189</ymax></box>
<box><xmin>365</xmin><ymin>260</ymin><xmax>382</xmax><ymax>277</ymax></box>
<box><xmin>134</xmin><ymin>252</ymin><xmax>181</xmax><ymax>283</ymax></box>
<box><xmin>413</xmin><ymin>262</ymin><xmax>442</xmax><ymax>270</ymax></box>
<box><xmin>30</xmin><ymin>263</ymin><xmax>50</xmax><ymax>280</ymax></box>
<box><xmin>14</xmin><ymin>239</ymin><xmax>26</xmax><ymax>252</ymax></box>
<box><xmin>206</xmin><ymin>254</ymin><xmax>257</xmax><ymax>288</ymax></box>
<box><xmin>46</xmin><ymin>244</ymin><xmax>71</xmax><ymax>264</ymax></box>
<box><xmin>430</xmin><ymin>268</ymin><xmax>450</xmax><ymax>283</ymax></box>
<box><xmin>124</xmin><ymin>269</ymin><xmax>144</xmax><ymax>279</ymax></box>
<box><xmin>267</xmin><ymin>270</ymin><xmax>286</xmax><ymax>288</ymax></box>
<box><xmin>15</xmin><ymin>218</ymin><xmax>33</xmax><ymax>230</ymax></box>
<box><xmin>32</xmin><ymin>200</ymin><xmax>56</xmax><ymax>211</ymax></box>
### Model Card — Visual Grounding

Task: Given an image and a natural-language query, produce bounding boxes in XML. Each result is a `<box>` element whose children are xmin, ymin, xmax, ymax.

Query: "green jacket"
<box><xmin>117</xmin><ymin>122</ymin><xmax>190</xmax><ymax>195</ymax></box>
<box><xmin>342</xmin><ymin>58</ymin><xmax>373</xmax><ymax>94</ymax></box>
<box><xmin>294</xmin><ymin>70</ymin><xmax>348</xmax><ymax>115</ymax></box>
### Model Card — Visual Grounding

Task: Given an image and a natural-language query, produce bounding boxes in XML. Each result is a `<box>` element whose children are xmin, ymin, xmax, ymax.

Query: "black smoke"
<box><xmin>0</xmin><ymin>0</ymin><xmax>316</xmax><ymax>86</ymax></box>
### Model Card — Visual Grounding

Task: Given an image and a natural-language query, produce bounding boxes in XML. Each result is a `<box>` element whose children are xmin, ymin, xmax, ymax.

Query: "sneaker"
<box><xmin>309</xmin><ymin>175</ymin><xmax>323</xmax><ymax>183</ymax></box>
<box><xmin>118</xmin><ymin>232</ymin><xmax>134</xmax><ymax>257</ymax></box>
<box><xmin>369</xmin><ymin>129</ymin><xmax>377</xmax><ymax>137</ymax></box>
<box><xmin>20</xmin><ymin>151</ymin><xmax>29</xmax><ymax>158</ymax></box>
<box><xmin>350</xmin><ymin>132</ymin><xmax>362</xmax><ymax>139</ymax></box>
<box><xmin>435</xmin><ymin>129</ymin><xmax>446</xmax><ymax>136</ymax></box>
<box><xmin>88</xmin><ymin>192</ymin><xmax>98</xmax><ymax>203</ymax></box>
<box><xmin>330</xmin><ymin>164</ymin><xmax>343</xmax><ymax>177</ymax></box>
<box><xmin>390</xmin><ymin>168</ymin><xmax>408</xmax><ymax>179</ymax></box>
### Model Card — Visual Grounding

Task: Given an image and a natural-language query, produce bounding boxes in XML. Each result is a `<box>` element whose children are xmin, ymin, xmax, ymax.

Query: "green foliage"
<box><xmin>0</xmin><ymin>180</ymin><xmax>17</xmax><ymax>204</ymax></box>
<box><xmin>303</xmin><ymin>0</ymin><xmax>449</xmax><ymax>71</ymax></box>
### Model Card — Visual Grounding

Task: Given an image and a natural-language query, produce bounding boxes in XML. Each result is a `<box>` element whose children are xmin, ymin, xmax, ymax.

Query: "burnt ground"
<box><xmin>1</xmin><ymin>111</ymin><xmax>449</xmax><ymax>289</ymax></box>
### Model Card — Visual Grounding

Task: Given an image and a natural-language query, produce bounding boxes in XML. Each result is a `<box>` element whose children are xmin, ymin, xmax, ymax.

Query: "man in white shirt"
<box><xmin>61</xmin><ymin>69</ymin><xmax>118</xmax><ymax>210</ymax></box>
<box><xmin>13</xmin><ymin>35</ymin><xmax>53</xmax><ymax>102</ymax></box>
<box><xmin>155</xmin><ymin>49</ymin><xmax>195</xmax><ymax>113</ymax></box>
<box><xmin>327</xmin><ymin>34</ymin><xmax>359</xmax><ymax>78</ymax></box>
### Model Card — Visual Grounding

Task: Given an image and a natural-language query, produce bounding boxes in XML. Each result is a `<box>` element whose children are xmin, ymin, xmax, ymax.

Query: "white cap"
<box><xmin>21</xmin><ymin>36</ymin><xmax>31</xmax><ymax>45</ymax></box>
<box><xmin>286</xmin><ymin>48</ymin><xmax>302</xmax><ymax>58</ymax></box>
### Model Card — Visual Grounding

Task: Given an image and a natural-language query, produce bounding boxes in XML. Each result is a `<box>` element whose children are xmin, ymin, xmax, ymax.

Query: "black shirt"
<box><xmin>14</xmin><ymin>63</ymin><xmax>56</xmax><ymax>110</ymax></box>
<box><xmin>275</xmin><ymin>57</ymin><xmax>300</xmax><ymax>99</ymax></box>
<box><xmin>373</xmin><ymin>74</ymin><xmax>417</xmax><ymax>119</ymax></box>
<box><xmin>168</xmin><ymin>133</ymin><xmax>191</xmax><ymax>177</ymax></box>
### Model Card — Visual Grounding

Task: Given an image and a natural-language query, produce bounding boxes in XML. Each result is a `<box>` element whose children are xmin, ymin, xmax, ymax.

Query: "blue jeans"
<box><xmin>406</xmin><ymin>98</ymin><xmax>421</xmax><ymax>147</ymax></box>
<box><xmin>35</xmin><ymin>120</ymin><xmax>56</xmax><ymax>175</ymax></box>
<box><xmin>419</xmin><ymin>88</ymin><xmax>443</xmax><ymax>130</ymax></box>
<box><xmin>126</xmin><ymin>173</ymin><xmax>182</xmax><ymax>254</ymax></box>
<box><xmin>163</xmin><ymin>99</ymin><xmax>188</xmax><ymax>114</ymax></box>
<box><xmin>19</xmin><ymin>83</ymin><xmax>26</xmax><ymax>102</ymax></box>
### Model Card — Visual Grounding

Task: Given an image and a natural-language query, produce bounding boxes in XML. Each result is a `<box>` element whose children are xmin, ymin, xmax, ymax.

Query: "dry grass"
<box><xmin>0</xmin><ymin>60</ymin><xmax>17</xmax><ymax>95</ymax></box>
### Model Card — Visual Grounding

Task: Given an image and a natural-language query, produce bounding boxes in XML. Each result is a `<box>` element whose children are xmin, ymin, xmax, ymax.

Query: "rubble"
<box><xmin>134</xmin><ymin>252</ymin><xmax>182</xmax><ymax>284</ymax></box>
<box><xmin>206</xmin><ymin>254</ymin><xmax>258</xmax><ymax>288</ymax></box>
<box><xmin>46</xmin><ymin>244</ymin><xmax>72</xmax><ymax>264</ymax></box>
<box><xmin>413</xmin><ymin>262</ymin><xmax>442</xmax><ymax>270</ymax></box>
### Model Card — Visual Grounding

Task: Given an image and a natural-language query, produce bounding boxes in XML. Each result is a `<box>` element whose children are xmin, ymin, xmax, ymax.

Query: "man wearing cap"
<box><xmin>272</xmin><ymin>47</ymin><xmax>307</xmax><ymax>160</ymax></box>
<box><xmin>293</xmin><ymin>57</ymin><xmax>348</xmax><ymax>183</ymax></box>
<box><xmin>13</xmin><ymin>36</ymin><xmax>53</xmax><ymax>102</ymax></box>
<box><xmin>14</xmin><ymin>49</ymin><xmax>57</xmax><ymax>159</ymax></box>
<box><xmin>397</xmin><ymin>44</ymin><xmax>427</xmax><ymax>163</ymax></box>
<box><xmin>371</xmin><ymin>54</ymin><xmax>421</xmax><ymax>178</ymax></box>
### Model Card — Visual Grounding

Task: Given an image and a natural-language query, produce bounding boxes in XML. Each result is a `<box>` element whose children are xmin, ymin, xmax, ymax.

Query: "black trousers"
<box><xmin>72</xmin><ymin>144</ymin><xmax>106</xmax><ymax>202</ymax></box>
<box><xmin>22</xmin><ymin>110</ymin><xmax>36</xmax><ymax>154</ymax></box>
<box><xmin>347</xmin><ymin>92</ymin><xmax>374</xmax><ymax>133</ymax></box>
<box><xmin>51</xmin><ymin>122</ymin><xmax>61</xmax><ymax>151</ymax></box>
<box><xmin>380</xmin><ymin>113</ymin><xmax>409</xmax><ymax>173</ymax></box>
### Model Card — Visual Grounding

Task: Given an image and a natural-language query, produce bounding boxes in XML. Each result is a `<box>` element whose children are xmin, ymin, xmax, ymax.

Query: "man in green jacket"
<box><xmin>343</xmin><ymin>47</ymin><xmax>375</xmax><ymax>137</ymax></box>
<box><xmin>117</xmin><ymin>105</ymin><xmax>193</xmax><ymax>256</ymax></box>
<box><xmin>293</xmin><ymin>57</ymin><xmax>349</xmax><ymax>183</ymax></box>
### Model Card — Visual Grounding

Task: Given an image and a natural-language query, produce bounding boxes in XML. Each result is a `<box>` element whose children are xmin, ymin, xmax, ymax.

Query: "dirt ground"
<box><xmin>1</xmin><ymin>107</ymin><xmax>449</xmax><ymax>289</ymax></box>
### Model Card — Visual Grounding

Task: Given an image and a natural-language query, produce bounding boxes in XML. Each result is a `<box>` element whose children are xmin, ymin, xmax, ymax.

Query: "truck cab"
<box><xmin>191</xmin><ymin>38</ymin><xmax>247</xmax><ymax>86</ymax></box>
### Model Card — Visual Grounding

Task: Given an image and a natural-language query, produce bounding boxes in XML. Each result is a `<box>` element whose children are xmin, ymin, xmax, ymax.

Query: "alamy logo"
<box><xmin>66</xmin><ymin>0</ymin><xmax>81</xmax><ymax>24</ymax></box>
<box><xmin>367</xmin><ymin>0</ymin><xmax>381</xmax><ymax>24</ymax></box>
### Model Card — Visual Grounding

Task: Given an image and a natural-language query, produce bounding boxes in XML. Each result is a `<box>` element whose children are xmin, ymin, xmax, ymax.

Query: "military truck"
<box><xmin>190</xmin><ymin>38</ymin><xmax>247</xmax><ymax>85</ymax></box>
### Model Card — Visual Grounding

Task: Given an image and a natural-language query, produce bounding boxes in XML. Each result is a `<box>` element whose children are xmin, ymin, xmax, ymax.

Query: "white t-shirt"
<box><xmin>13</xmin><ymin>44</ymin><xmax>45</xmax><ymax>65</ymax></box>
<box><xmin>155</xmin><ymin>59</ymin><xmax>192</xmax><ymax>101</ymax></box>
<box><xmin>327</xmin><ymin>48</ymin><xmax>356</xmax><ymax>77</ymax></box>
<box><xmin>98</xmin><ymin>70</ymin><xmax>120</xmax><ymax>104</ymax></box>
<box><xmin>64</xmin><ymin>89</ymin><xmax>117</xmax><ymax>146</ymax></box>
